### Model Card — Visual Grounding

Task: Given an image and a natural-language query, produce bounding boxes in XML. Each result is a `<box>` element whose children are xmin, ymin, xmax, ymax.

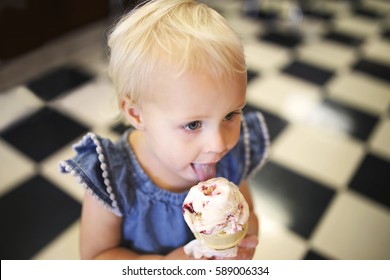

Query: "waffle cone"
<box><xmin>194</xmin><ymin>223</ymin><xmax>248</xmax><ymax>250</ymax></box>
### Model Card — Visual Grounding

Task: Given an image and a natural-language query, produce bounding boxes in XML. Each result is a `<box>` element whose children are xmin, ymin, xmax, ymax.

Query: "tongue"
<box><xmin>192</xmin><ymin>163</ymin><xmax>217</xmax><ymax>181</ymax></box>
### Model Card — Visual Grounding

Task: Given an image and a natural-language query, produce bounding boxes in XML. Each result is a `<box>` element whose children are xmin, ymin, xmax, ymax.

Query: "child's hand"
<box><xmin>164</xmin><ymin>235</ymin><xmax>258</xmax><ymax>260</ymax></box>
<box><xmin>163</xmin><ymin>246</ymin><xmax>201</xmax><ymax>260</ymax></box>
<box><xmin>214</xmin><ymin>234</ymin><xmax>259</xmax><ymax>260</ymax></box>
<box><xmin>235</xmin><ymin>234</ymin><xmax>259</xmax><ymax>260</ymax></box>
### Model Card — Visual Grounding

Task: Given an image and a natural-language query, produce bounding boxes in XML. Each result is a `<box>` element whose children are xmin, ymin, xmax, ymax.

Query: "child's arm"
<box><xmin>240</xmin><ymin>180</ymin><xmax>259</xmax><ymax>238</ymax></box>
<box><xmin>80</xmin><ymin>194</ymin><xmax>194</xmax><ymax>260</ymax></box>
<box><xmin>238</xmin><ymin>180</ymin><xmax>260</xmax><ymax>258</ymax></box>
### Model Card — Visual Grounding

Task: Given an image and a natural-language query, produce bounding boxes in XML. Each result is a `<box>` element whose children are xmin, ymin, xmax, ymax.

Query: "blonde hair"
<box><xmin>108</xmin><ymin>0</ymin><xmax>246</xmax><ymax>106</ymax></box>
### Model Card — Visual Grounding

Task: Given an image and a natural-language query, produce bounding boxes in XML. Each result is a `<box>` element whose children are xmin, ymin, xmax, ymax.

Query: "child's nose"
<box><xmin>205</xmin><ymin>128</ymin><xmax>228</xmax><ymax>155</ymax></box>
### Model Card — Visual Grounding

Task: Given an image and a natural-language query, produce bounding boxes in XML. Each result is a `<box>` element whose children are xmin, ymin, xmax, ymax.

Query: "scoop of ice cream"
<box><xmin>182</xmin><ymin>177</ymin><xmax>249</xmax><ymax>236</ymax></box>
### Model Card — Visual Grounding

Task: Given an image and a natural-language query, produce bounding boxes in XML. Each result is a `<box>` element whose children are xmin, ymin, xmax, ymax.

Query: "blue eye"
<box><xmin>225</xmin><ymin>112</ymin><xmax>240</xmax><ymax>121</ymax></box>
<box><xmin>184</xmin><ymin>121</ymin><xmax>202</xmax><ymax>131</ymax></box>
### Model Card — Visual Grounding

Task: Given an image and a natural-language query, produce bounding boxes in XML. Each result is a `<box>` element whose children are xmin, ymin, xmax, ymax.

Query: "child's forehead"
<box><xmin>135</xmin><ymin>52</ymin><xmax>247</xmax><ymax>107</ymax></box>
<box><xmin>145</xmin><ymin>67</ymin><xmax>246</xmax><ymax>110</ymax></box>
<box><xmin>145</xmin><ymin>30</ymin><xmax>246</xmax><ymax>80</ymax></box>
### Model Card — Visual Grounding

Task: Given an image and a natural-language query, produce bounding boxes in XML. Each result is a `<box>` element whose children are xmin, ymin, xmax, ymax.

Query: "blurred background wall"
<box><xmin>0</xmin><ymin>0</ymin><xmax>111</xmax><ymax>61</ymax></box>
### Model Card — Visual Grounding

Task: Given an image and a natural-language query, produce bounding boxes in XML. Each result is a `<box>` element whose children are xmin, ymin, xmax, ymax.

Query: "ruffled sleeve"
<box><xmin>241</xmin><ymin>111</ymin><xmax>270</xmax><ymax>179</ymax></box>
<box><xmin>58</xmin><ymin>133</ymin><xmax>123</xmax><ymax>216</ymax></box>
<box><xmin>218</xmin><ymin>111</ymin><xmax>270</xmax><ymax>185</ymax></box>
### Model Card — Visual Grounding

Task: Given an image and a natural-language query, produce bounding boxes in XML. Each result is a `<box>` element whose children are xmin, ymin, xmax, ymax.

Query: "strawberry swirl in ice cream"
<box><xmin>182</xmin><ymin>177</ymin><xmax>249</xmax><ymax>250</ymax></box>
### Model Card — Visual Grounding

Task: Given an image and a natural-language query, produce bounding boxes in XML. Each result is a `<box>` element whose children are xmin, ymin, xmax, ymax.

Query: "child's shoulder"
<box><xmin>62</xmin><ymin>132</ymin><xmax>127</xmax><ymax>172</ymax></box>
<box><xmin>240</xmin><ymin>111</ymin><xmax>270</xmax><ymax>178</ymax></box>
<box><xmin>242</xmin><ymin>111</ymin><xmax>268</xmax><ymax>135</ymax></box>
<box><xmin>59</xmin><ymin>130</ymin><xmax>134</xmax><ymax>217</ymax></box>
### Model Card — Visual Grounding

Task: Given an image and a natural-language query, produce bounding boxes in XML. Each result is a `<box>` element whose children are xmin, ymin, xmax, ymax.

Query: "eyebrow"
<box><xmin>179</xmin><ymin>102</ymin><xmax>247</xmax><ymax>122</ymax></box>
<box><xmin>236</xmin><ymin>102</ymin><xmax>247</xmax><ymax>110</ymax></box>
<box><xmin>231</xmin><ymin>102</ymin><xmax>246</xmax><ymax>113</ymax></box>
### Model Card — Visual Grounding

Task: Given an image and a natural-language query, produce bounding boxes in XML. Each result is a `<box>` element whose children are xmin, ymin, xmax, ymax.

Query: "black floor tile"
<box><xmin>260</xmin><ymin>31</ymin><xmax>303</xmax><ymax>48</ymax></box>
<box><xmin>0</xmin><ymin>175</ymin><xmax>81</xmax><ymax>259</ymax></box>
<box><xmin>349</xmin><ymin>154</ymin><xmax>390</xmax><ymax>208</ymax></box>
<box><xmin>0</xmin><ymin>107</ymin><xmax>88</xmax><ymax>162</ymax></box>
<box><xmin>282</xmin><ymin>60</ymin><xmax>334</xmax><ymax>86</ymax></box>
<box><xmin>243</xmin><ymin>104</ymin><xmax>288</xmax><ymax>143</ymax></box>
<box><xmin>247</xmin><ymin>69</ymin><xmax>260</xmax><ymax>84</ymax></box>
<box><xmin>257</xmin><ymin>10</ymin><xmax>279</xmax><ymax>21</ymax></box>
<box><xmin>383</xmin><ymin>29</ymin><xmax>390</xmax><ymax>40</ymax></box>
<box><xmin>353</xmin><ymin>7</ymin><xmax>385</xmax><ymax>19</ymax></box>
<box><xmin>324</xmin><ymin>31</ymin><xmax>364</xmax><ymax>47</ymax></box>
<box><xmin>251</xmin><ymin>161</ymin><xmax>335</xmax><ymax>239</ymax></box>
<box><xmin>307</xmin><ymin>99</ymin><xmax>379</xmax><ymax>141</ymax></box>
<box><xmin>111</xmin><ymin>122</ymin><xmax>131</xmax><ymax>135</ymax></box>
<box><xmin>243</xmin><ymin>104</ymin><xmax>288</xmax><ymax>141</ymax></box>
<box><xmin>303</xmin><ymin>250</ymin><xmax>330</xmax><ymax>260</ymax></box>
<box><xmin>303</xmin><ymin>10</ymin><xmax>334</xmax><ymax>21</ymax></box>
<box><xmin>352</xmin><ymin>59</ymin><xmax>390</xmax><ymax>83</ymax></box>
<box><xmin>27</xmin><ymin>66</ymin><xmax>93</xmax><ymax>101</ymax></box>
<box><xmin>259</xmin><ymin>110</ymin><xmax>289</xmax><ymax>142</ymax></box>
<box><xmin>243</xmin><ymin>8</ymin><xmax>279</xmax><ymax>21</ymax></box>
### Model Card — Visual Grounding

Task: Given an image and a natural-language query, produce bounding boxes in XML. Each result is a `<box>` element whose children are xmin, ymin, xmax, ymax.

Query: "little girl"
<box><xmin>60</xmin><ymin>0</ymin><xmax>269</xmax><ymax>259</ymax></box>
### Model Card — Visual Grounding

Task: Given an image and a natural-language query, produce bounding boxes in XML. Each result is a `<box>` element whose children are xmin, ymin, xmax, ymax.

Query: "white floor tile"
<box><xmin>33</xmin><ymin>221</ymin><xmax>80</xmax><ymax>260</ymax></box>
<box><xmin>259</xmin><ymin>0</ymin><xmax>285</xmax><ymax>11</ymax></box>
<box><xmin>320</xmin><ymin>1</ymin><xmax>350</xmax><ymax>16</ymax></box>
<box><xmin>270</xmin><ymin>124</ymin><xmax>365</xmax><ymax>190</ymax></box>
<box><xmin>363</xmin><ymin>0</ymin><xmax>390</xmax><ymax>13</ymax></box>
<box><xmin>247</xmin><ymin>73</ymin><xmax>322</xmax><ymax>122</ymax></box>
<box><xmin>73</xmin><ymin>46</ymin><xmax>108</xmax><ymax>76</ymax></box>
<box><xmin>0</xmin><ymin>86</ymin><xmax>44</xmax><ymax>132</ymax></box>
<box><xmin>311</xmin><ymin>191</ymin><xmax>390</xmax><ymax>259</ymax></box>
<box><xmin>244</xmin><ymin>41</ymin><xmax>291</xmax><ymax>73</ymax></box>
<box><xmin>300</xmin><ymin>19</ymin><xmax>328</xmax><ymax>43</ymax></box>
<box><xmin>362</xmin><ymin>38</ymin><xmax>390</xmax><ymax>65</ymax></box>
<box><xmin>50</xmin><ymin>75</ymin><xmax>120</xmax><ymax>129</ymax></box>
<box><xmin>229</xmin><ymin>17</ymin><xmax>266</xmax><ymax>42</ymax></box>
<box><xmin>333</xmin><ymin>15</ymin><xmax>381</xmax><ymax>37</ymax></box>
<box><xmin>328</xmin><ymin>72</ymin><xmax>390</xmax><ymax>115</ymax></box>
<box><xmin>206</xmin><ymin>0</ymin><xmax>242</xmax><ymax>15</ymax></box>
<box><xmin>369</xmin><ymin>118</ymin><xmax>390</xmax><ymax>161</ymax></box>
<box><xmin>59</xmin><ymin>28</ymin><xmax>108</xmax><ymax>77</ymax></box>
<box><xmin>0</xmin><ymin>139</ymin><xmax>36</xmax><ymax>196</ymax></box>
<box><xmin>297</xmin><ymin>40</ymin><xmax>356</xmax><ymax>71</ymax></box>
<box><xmin>91</xmin><ymin>126</ymin><xmax>122</xmax><ymax>141</ymax></box>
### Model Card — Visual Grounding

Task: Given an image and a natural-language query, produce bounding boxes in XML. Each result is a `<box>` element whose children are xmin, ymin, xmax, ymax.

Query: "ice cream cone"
<box><xmin>182</xmin><ymin>177</ymin><xmax>250</xmax><ymax>251</ymax></box>
<box><xmin>194</xmin><ymin>223</ymin><xmax>248</xmax><ymax>250</ymax></box>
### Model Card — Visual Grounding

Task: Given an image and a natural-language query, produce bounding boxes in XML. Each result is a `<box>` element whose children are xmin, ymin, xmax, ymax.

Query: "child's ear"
<box><xmin>120</xmin><ymin>97</ymin><xmax>145</xmax><ymax>130</ymax></box>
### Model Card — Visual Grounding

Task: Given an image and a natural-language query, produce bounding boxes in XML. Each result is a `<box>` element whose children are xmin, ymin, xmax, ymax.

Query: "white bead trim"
<box><xmin>241</xmin><ymin>116</ymin><xmax>251</xmax><ymax>180</ymax></box>
<box><xmin>59</xmin><ymin>160</ymin><xmax>121</xmax><ymax>216</ymax></box>
<box><xmin>58</xmin><ymin>132</ymin><xmax>122</xmax><ymax>217</ymax></box>
<box><xmin>86</xmin><ymin>132</ymin><xmax>121</xmax><ymax>214</ymax></box>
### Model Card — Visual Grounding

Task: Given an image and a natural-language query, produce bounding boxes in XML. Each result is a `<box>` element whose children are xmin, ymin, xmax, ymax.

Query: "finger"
<box><xmin>238</xmin><ymin>235</ymin><xmax>258</xmax><ymax>248</ymax></box>
<box><xmin>236</xmin><ymin>247</ymin><xmax>256</xmax><ymax>260</ymax></box>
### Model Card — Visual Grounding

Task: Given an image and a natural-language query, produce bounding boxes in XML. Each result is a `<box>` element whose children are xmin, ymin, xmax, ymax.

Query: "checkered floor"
<box><xmin>1</xmin><ymin>0</ymin><xmax>389</xmax><ymax>260</ymax></box>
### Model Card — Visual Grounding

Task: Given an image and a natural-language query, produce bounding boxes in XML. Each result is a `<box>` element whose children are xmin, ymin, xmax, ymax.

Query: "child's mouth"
<box><xmin>191</xmin><ymin>163</ymin><xmax>217</xmax><ymax>181</ymax></box>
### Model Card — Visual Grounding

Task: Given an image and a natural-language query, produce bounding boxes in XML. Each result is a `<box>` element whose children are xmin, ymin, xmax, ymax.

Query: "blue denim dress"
<box><xmin>59</xmin><ymin>111</ymin><xmax>269</xmax><ymax>255</ymax></box>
